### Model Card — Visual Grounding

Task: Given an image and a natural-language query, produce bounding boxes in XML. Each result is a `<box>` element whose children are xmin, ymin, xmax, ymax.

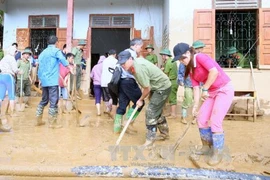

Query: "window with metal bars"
<box><xmin>29</xmin><ymin>15</ymin><xmax>59</xmax><ymax>28</ymax></box>
<box><xmin>214</xmin><ymin>0</ymin><xmax>260</xmax><ymax>9</ymax></box>
<box><xmin>90</xmin><ymin>15</ymin><xmax>133</xmax><ymax>28</ymax></box>
<box><xmin>215</xmin><ymin>10</ymin><xmax>257</xmax><ymax>68</ymax></box>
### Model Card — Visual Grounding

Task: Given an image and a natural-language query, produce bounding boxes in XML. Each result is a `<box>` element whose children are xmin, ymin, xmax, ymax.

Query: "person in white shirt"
<box><xmin>100</xmin><ymin>49</ymin><xmax>118</xmax><ymax>116</ymax></box>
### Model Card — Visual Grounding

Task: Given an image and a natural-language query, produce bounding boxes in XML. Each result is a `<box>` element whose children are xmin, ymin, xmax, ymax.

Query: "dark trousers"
<box><xmin>102</xmin><ymin>87</ymin><xmax>111</xmax><ymax>102</ymax></box>
<box><xmin>39</xmin><ymin>86</ymin><xmax>59</xmax><ymax>108</ymax></box>
<box><xmin>116</xmin><ymin>78</ymin><xmax>143</xmax><ymax>115</ymax></box>
<box><xmin>93</xmin><ymin>85</ymin><xmax>102</xmax><ymax>104</ymax></box>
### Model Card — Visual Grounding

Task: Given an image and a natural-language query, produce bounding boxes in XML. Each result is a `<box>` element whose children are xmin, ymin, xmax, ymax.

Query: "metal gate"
<box><xmin>30</xmin><ymin>29</ymin><xmax>56</xmax><ymax>55</ymax></box>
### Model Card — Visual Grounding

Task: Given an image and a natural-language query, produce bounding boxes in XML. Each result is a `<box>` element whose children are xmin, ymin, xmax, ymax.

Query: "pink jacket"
<box><xmin>90</xmin><ymin>56</ymin><xmax>106</xmax><ymax>85</ymax></box>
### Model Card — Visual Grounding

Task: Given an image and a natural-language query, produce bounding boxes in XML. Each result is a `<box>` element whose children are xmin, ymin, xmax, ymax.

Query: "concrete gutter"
<box><xmin>0</xmin><ymin>165</ymin><xmax>268</xmax><ymax>179</ymax></box>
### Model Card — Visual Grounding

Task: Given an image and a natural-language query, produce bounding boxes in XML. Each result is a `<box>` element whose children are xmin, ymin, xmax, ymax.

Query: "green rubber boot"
<box><xmin>124</xmin><ymin>108</ymin><xmax>140</xmax><ymax>133</ymax></box>
<box><xmin>114</xmin><ymin>114</ymin><xmax>122</xmax><ymax>133</ymax></box>
<box><xmin>126</xmin><ymin>108</ymin><xmax>140</xmax><ymax>121</ymax></box>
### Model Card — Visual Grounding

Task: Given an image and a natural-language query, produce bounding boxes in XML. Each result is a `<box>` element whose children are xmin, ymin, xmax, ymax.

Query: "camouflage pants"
<box><xmin>146</xmin><ymin>87</ymin><xmax>171</xmax><ymax>126</ymax></box>
<box><xmin>16</xmin><ymin>79</ymin><xmax>31</xmax><ymax>97</ymax></box>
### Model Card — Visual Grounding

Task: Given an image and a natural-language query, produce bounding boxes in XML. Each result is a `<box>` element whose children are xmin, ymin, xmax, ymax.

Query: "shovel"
<box><xmin>16</xmin><ymin>74</ymin><xmax>25</xmax><ymax>112</ymax></box>
<box><xmin>159</xmin><ymin>120</ymin><xmax>192</xmax><ymax>159</ymax></box>
<box><xmin>112</xmin><ymin>106</ymin><xmax>139</xmax><ymax>154</ymax></box>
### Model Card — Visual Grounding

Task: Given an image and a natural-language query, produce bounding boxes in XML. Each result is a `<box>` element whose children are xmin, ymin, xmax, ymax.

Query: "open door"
<box><xmin>258</xmin><ymin>9</ymin><xmax>270</xmax><ymax>69</ymax></box>
<box><xmin>131</xmin><ymin>28</ymin><xmax>142</xmax><ymax>39</ymax></box>
<box><xmin>194</xmin><ymin>10</ymin><xmax>215</xmax><ymax>59</ymax></box>
<box><xmin>56</xmin><ymin>28</ymin><xmax>67</xmax><ymax>50</ymax></box>
<box><xmin>16</xmin><ymin>28</ymin><xmax>30</xmax><ymax>50</ymax></box>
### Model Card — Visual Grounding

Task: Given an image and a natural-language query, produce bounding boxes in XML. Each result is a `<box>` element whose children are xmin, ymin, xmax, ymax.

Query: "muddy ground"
<box><xmin>0</xmin><ymin>94</ymin><xmax>269</xmax><ymax>179</ymax></box>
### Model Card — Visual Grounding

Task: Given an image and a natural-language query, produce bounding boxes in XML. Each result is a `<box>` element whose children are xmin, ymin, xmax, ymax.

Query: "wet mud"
<box><xmin>0</xmin><ymin>96</ymin><xmax>269</xmax><ymax>179</ymax></box>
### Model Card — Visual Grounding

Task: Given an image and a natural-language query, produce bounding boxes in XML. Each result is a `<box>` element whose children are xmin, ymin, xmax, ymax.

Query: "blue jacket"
<box><xmin>178</xmin><ymin>63</ymin><xmax>192</xmax><ymax>88</ymax></box>
<box><xmin>38</xmin><ymin>45</ymin><xmax>68</xmax><ymax>87</ymax></box>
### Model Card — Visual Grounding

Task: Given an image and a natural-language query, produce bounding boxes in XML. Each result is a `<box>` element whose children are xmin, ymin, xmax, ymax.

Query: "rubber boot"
<box><xmin>61</xmin><ymin>104</ymin><xmax>67</xmax><ymax>114</ymax></box>
<box><xmin>141</xmin><ymin>126</ymin><xmax>157</xmax><ymax>150</ymax></box>
<box><xmin>181</xmin><ymin>108</ymin><xmax>188</xmax><ymax>124</ymax></box>
<box><xmin>96</xmin><ymin>103</ymin><xmax>101</xmax><ymax>116</ymax></box>
<box><xmin>48</xmin><ymin>107</ymin><xmax>62</xmax><ymax>129</ymax></box>
<box><xmin>195</xmin><ymin>128</ymin><xmax>212</xmax><ymax>155</ymax></box>
<box><xmin>156</xmin><ymin>116</ymin><xmax>170</xmax><ymax>140</ymax></box>
<box><xmin>36</xmin><ymin>105</ymin><xmax>45</xmax><ymax>126</ymax></box>
<box><xmin>114</xmin><ymin>114</ymin><xmax>122</xmax><ymax>133</ymax></box>
<box><xmin>24</xmin><ymin>96</ymin><xmax>30</xmax><ymax>108</ymax></box>
<box><xmin>0</xmin><ymin>118</ymin><xmax>12</xmax><ymax>132</ymax></box>
<box><xmin>208</xmin><ymin>133</ymin><xmax>224</xmax><ymax>166</ymax></box>
<box><xmin>0</xmin><ymin>102</ymin><xmax>12</xmax><ymax>132</ymax></box>
<box><xmin>123</xmin><ymin>107</ymin><xmax>140</xmax><ymax>133</ymax></box>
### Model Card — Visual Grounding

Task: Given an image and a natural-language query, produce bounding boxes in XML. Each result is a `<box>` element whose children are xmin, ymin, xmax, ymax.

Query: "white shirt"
<box><xmin>101</xmin><ymin>55</ymin><xmax>118</xmax><ymax>87</ymax></box>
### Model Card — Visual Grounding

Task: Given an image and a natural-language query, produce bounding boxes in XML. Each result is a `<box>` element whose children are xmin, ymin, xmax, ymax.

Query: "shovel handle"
<box><xmin>115</xmin><ymin>106</ymin><xmax>139</xmax><ymax>146</ymax></box>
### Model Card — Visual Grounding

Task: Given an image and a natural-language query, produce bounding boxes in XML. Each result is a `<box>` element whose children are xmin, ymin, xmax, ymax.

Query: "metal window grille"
<box><xmin>92</xmin><ymin>16</ymin><xmax>111</xmax><ymax>27</ymax></box>
<box><xmin>112</xmin><ymin>16</ymin><xmax>132</xmax><ymax>27</ymax></box>
<box><xmin>214</xmin><ymin>0</ymin><xmax>259</xmax><ymax>9</ymax></box>
<box><xmin>30</xmin><ymin>16</ymin><xmax>58</xmax><ymax>28</ymax></box>
<box><xmin>215</xmin><ymin>10</ymin><xmax>257</xmax><ymax>68</ymax></box>
<box><xmin>91</xmin><ymin>15</ymin><xmax>133</xmax><ymax>27</ymax></box>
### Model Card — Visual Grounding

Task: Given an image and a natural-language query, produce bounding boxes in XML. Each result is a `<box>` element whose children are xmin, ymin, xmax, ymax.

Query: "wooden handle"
<box><xmin>115</xmin><ymin>106</ymin><xmax>139</xmax><ymax>146</ymax></box>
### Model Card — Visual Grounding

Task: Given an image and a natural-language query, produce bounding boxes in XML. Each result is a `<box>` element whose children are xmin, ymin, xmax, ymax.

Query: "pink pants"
<box><xmin>197</xmin><ymin>82</ymin><xmax>234</xmax><ymax>132</ymax></box>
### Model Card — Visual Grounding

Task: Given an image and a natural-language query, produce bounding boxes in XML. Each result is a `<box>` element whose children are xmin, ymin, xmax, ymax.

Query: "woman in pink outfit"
<box><xmin>173</xmin><ymin>42</ymin><xmax>234</xmax><ymax>166</ymax></box>
<box><xmin>90</xmin><ymin>55</ymin><xmax>106</xmax><ymax>115</ymax></box>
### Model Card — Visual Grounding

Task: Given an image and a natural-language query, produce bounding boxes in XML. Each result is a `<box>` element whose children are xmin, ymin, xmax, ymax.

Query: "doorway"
<box><xmin>90</xmin><ymin>28</ymin><xmax>130</xmax><ymax>69</ymax></box>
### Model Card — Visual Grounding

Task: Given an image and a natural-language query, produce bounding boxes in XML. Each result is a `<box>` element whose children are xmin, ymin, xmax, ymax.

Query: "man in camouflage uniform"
<box><xmin>71</xmin><ymin>40</ymin><xmax>86</xmax><ymax>99</ymax></box>
<box><xmin>145</xmin><ymin>44</ymin><xmax>158</xmax><ymax>66</ymax></box>
<box><xmin>160</xmin><ymin>49</ymin><xmax>178</xmax><ymax>119</ymax></box>
<box><xmin>118</xmin><ymin>50</ymin><xmax>171</xmax><ymax>149</ymax></box>
<box><xmin>16</xmin><ymin>49</ymin><xmax>33</xmax><ymax>107</ymax></box>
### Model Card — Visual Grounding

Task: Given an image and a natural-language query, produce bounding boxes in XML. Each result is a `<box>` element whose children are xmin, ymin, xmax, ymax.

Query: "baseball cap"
<box><xmin>117</xmin><ymin>50</ymin><xmax>132</xmax><ymax>64</ymax></box>
<box><xmin>173</xmin><ymin>43</ymin><xmax>190</xmax><ymax>61</ymax></box>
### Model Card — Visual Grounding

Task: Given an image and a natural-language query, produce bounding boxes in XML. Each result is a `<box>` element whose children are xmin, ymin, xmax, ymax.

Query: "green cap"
<box><xmin>22</xmin><ymin>49</ymin><xmax>32</xmax><ymax>55</ymax></box>
<box><xmin>192</xmin><ymin>40</ymin><xmax>205</xmax><ymax>49</ymax></box>
<box><xmin>145</xmin><ymin>44</ymin><xmax>154</xmax><ymax>50</ymax></box>
<box><xmin>159</xmin><ymin>48</ymin><xmax>172</xmax><ymax>57</ymax></box>
<box><xmin>227</xmin><ymin>47</ymin><xmax>238</xmax><ymax>55</ymax></box>
<box><xmin>78</xmin><ymin>39</ymin><xmax>87</xmax><ymax>45</ymax></box>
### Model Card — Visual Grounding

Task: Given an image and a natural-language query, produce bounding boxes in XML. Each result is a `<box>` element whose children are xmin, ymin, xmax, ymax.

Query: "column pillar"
<box><xmin>66</xmin><ymin>0</ymin><xmax>74</xmax><ymax>52</ymax></box>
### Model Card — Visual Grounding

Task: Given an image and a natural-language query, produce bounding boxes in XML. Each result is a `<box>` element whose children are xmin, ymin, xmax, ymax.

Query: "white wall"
<box><xmin>168</xmin><ymin>0</ymin><xmax>212</xmax><ymax>50</ymax></box>
<box><xmin>3</xmin><ymin>0</ymin><xmax>163</xmax><ymax>49</ymax></box>
<box><xmin>262</xmin><ymin>0</ymin><xmax>270</xmax><ymax>7</ymax></box>
<box><xmin>162</xmin><ymin>0</ymin><xmax>169</xmax><ymax>49</ymax></box>
<box><xmin>3</xmin><ymin>0</ymin><xmax>67</xmax><ymax>48</ymax></box>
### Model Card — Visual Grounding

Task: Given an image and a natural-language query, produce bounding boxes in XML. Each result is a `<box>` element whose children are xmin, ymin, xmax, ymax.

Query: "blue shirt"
<box><xmin>178</xmin><ymin>63</ymin><xmax>192</xmax><ymax>88</ymax></box>
<box><xmin>15</xmin><ymin>51</ymin><xmax>21</xmax><ymax>61</ymax></box>
<box><xmin>38</xmin><ymin>45</ymin><xmax>68</xmax><ymax>87</ymax></box>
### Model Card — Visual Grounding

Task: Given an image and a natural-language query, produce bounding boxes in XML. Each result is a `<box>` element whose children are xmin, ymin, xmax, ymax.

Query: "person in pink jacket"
<box><xmin>90</xmin><ymin>55</ymin><xmax>106</xmax><ymax>115</ymax></box>
<box><xmin>173</xmin><ymin>42</ymin><xmax>234</xmax><ymax>166</ymax></box>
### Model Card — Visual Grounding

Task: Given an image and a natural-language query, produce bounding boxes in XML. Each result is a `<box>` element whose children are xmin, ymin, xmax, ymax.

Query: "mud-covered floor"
<box><xmin>0</xmin><ymin>95</ymin><xmax>269</xmax><ymax>179</ymax></box>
